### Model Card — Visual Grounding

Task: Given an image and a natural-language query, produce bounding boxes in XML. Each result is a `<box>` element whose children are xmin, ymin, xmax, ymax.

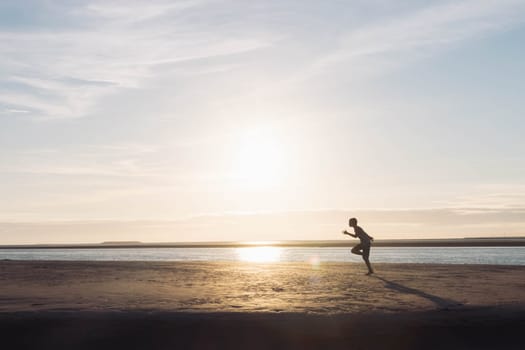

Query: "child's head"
<box><xmin>349</xmin><ymin>217</ymin><xmax>358</xmax><ymax>227</ymax></box>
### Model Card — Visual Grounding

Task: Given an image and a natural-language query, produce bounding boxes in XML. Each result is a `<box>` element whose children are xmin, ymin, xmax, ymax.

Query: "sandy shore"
<box><xmin>1</xmin><ymin>261</ymin><xmax>524</xmax><ymax>313</ymax></box>
<box><xmin>1</xmin><ymin>261</ymin><xmax>524</xmax><ymax>349</ymax></box>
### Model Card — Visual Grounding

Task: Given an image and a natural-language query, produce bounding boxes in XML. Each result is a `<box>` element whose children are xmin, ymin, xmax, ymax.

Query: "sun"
<box><xmin>233</xmin><ymin>126</ymin><xmax>285</xmax><ymax>189</ymax></box>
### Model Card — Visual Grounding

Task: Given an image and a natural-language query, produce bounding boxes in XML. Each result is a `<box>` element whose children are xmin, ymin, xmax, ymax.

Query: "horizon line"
<box><xmin>1</xmin><ymin>237</ymin><xmax>525</xmax><ymax>249</ymax></box>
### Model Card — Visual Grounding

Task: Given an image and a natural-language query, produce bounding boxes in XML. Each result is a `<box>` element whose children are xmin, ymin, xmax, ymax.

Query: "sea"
<box><xmin>0</xmin><ymin>246</ymin><xmax>524</xmax><ymax>265</ymax></box>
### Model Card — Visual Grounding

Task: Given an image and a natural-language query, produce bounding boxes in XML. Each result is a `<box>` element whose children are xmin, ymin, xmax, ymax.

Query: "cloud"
<box><xmin>2</xmin><ymin>1</ymin><xmax>524</xmax><ymax>120</ymax></box>
<box><xmin>439</xmin><ymin>184</ymin><xmax>525</xmax><ymax>210</ymax></box>
<box><xmin>0</xmin><ymin>142</ymin><xmax>166</xmax><ymax>177</ymax></box>
<box><xmin>0</xmin><ymin>0</ymin><xmax>274</xmax><ymax>120</ymax></box>
<box><xmin>2</xmin><ymin>206</ymin><xmax>524</xmax><ymax>244</ymax></box>
<box><xmin>1</xmin><ymin>107</ymin><xmax>29</xmax><ymax>114</ymax></box>
<box><xmin>84</xmin><ymin>0</ymin><xmax>206</xmax><ymax>21</ymax></box>
<box><xmin>0</xmin><ymin>141</ymin><xmax>221</xmax><ymax>222</ymax></box>
<box><xmin>312</xmin><ymin>0</ymin><xmax>525</xmax><ymax>76</ymax></box>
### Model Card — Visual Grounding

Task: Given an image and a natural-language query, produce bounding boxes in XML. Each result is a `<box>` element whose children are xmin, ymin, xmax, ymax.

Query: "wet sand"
<box><xmin>1</xmin><ymin>261</ymin><xmax>524</xmax><ymax>349</ymax></box>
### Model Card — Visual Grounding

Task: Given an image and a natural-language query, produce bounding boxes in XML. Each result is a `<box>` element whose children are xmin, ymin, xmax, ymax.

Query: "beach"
<box><xmin>1</xmin><ymin>260</ymin><xmax>524</xmax><ymax>349</ymax></box>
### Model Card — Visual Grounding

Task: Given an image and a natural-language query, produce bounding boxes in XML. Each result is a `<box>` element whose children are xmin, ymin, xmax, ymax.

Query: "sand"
<box><xmin>1</xmin><ymin>260</ymin><xmax>524</xmax><ymax>349</ymax></box>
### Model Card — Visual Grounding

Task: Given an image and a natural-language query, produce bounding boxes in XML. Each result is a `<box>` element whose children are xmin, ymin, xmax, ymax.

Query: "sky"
<box><xmin>1</xmin><ymin>0</ymin><xmax>525</xmax><ymax>244</ymax></box>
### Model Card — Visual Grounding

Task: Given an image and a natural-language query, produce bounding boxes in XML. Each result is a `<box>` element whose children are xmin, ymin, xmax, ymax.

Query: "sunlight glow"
<box><xmin>233</xmin><ymin>126</ymin><xmax>285</xmax><ymax>189</ymax></box>
<box><xmin>308</xmin><ymin>255</ymin><xmax>321</xmax><ymax>270</ymax></box>
<box><xmin>236</xmin><ymin>246</ymin><xmax>282</xmax><ymax>263</ymax></box>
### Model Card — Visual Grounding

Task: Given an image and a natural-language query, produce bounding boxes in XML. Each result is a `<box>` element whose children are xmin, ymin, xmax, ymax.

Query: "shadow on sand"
<box><xmin>374</xmin><ymin>275</ymin><xmax>462</xmax><ymax>309</ymax></box>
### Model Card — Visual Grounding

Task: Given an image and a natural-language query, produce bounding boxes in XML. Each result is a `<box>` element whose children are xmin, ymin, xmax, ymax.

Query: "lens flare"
<box><xmin>308</xmin><ymin>255</ymin><xmax>321</xmax><ymax>269</ymax></box>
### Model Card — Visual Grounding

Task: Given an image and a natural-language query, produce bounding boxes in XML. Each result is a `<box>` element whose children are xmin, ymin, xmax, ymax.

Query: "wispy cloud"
<box><xmin>313</xmin><ymin>0</ymin><xmax>525</xmax><ymax>75</ymax></box>
<box><xmin>0</xmin><ymin>143</ymin><xmax>165</xmax><ymax>177</ymax></box>
<box><xmin>2</xmin><ymin>1</ymin><xmax>524</xmax><ymax>120</ymax></box>
<box><xmin>2</xmin><ymin>107</ymin><xmax>30</xmax><ymax>114</ymax></box>
<box><xmin>2</xmin><ymin>206</ymin><xmax>524</xmax><ymax>244</ymax></box>
<box><xmin>0</xmin><ymin>0</ymin><xmax>274</xmax><ymax>120</ymax></box>
<box><xmin>84</xmin><ymin>0</ymin><xmax>207</xmax><ymax>21</ymax></box>
<box><xmin>440</xmin><ymin>184</ymin><xmax>525</xmax><ymax>211</ymax></box>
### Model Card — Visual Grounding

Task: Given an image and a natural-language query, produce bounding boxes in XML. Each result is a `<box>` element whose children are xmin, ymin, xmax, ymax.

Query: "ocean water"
<box><xmin>0</xmin><ymin>246</ymin><xmax>524</xmax><ymax>265</ymax></box>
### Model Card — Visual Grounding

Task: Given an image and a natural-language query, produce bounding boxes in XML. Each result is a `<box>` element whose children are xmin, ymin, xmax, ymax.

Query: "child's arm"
<box><xmin>342</xmin><ymin>230</ymin><xmax>356</xmax><ymax>238</ymax></box>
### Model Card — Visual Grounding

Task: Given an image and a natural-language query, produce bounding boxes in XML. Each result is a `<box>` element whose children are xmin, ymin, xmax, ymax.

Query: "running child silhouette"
<box><xmin>342</xmin><ymin>217</ymin><xmax>375</xmax><ymax>275</ymax></box>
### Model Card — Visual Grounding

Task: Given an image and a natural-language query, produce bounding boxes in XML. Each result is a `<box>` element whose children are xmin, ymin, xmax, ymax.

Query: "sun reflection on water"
<box><xmin>236</xmin><ymin>246</ymin><xmax>282</xmax><ymax>263</ymax></box>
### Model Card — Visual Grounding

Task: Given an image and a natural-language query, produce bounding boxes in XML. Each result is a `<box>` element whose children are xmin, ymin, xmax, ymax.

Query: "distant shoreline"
<box><xmin>1</xmin><ymin>237</ymin><xmax>525</xmax><ymax>249</ymax></box>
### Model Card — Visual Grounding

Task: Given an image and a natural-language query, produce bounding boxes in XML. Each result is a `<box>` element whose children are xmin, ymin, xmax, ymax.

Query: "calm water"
<box><xmin>0</xmin><ymin>247</ymin><xmax>524</xmax><ymax>265</ymax></box>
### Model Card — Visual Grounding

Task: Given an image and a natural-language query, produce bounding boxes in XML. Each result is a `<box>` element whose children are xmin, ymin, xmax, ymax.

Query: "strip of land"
<box><xmin>1</xmin><ymin>261</ymin><xmax>524</xmax><ymax>349</ymax></box>
<box><xmin>1</xmin><ymin>237</ymin><xmax>525</xmax><ymax>249</ymax></box>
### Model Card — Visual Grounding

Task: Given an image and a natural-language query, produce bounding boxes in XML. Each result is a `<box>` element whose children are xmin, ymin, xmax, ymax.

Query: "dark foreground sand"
<box><xmin>1</xmin><ymin>261</ymin><xmax>524</xmax><ymax>349</ymax></box>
